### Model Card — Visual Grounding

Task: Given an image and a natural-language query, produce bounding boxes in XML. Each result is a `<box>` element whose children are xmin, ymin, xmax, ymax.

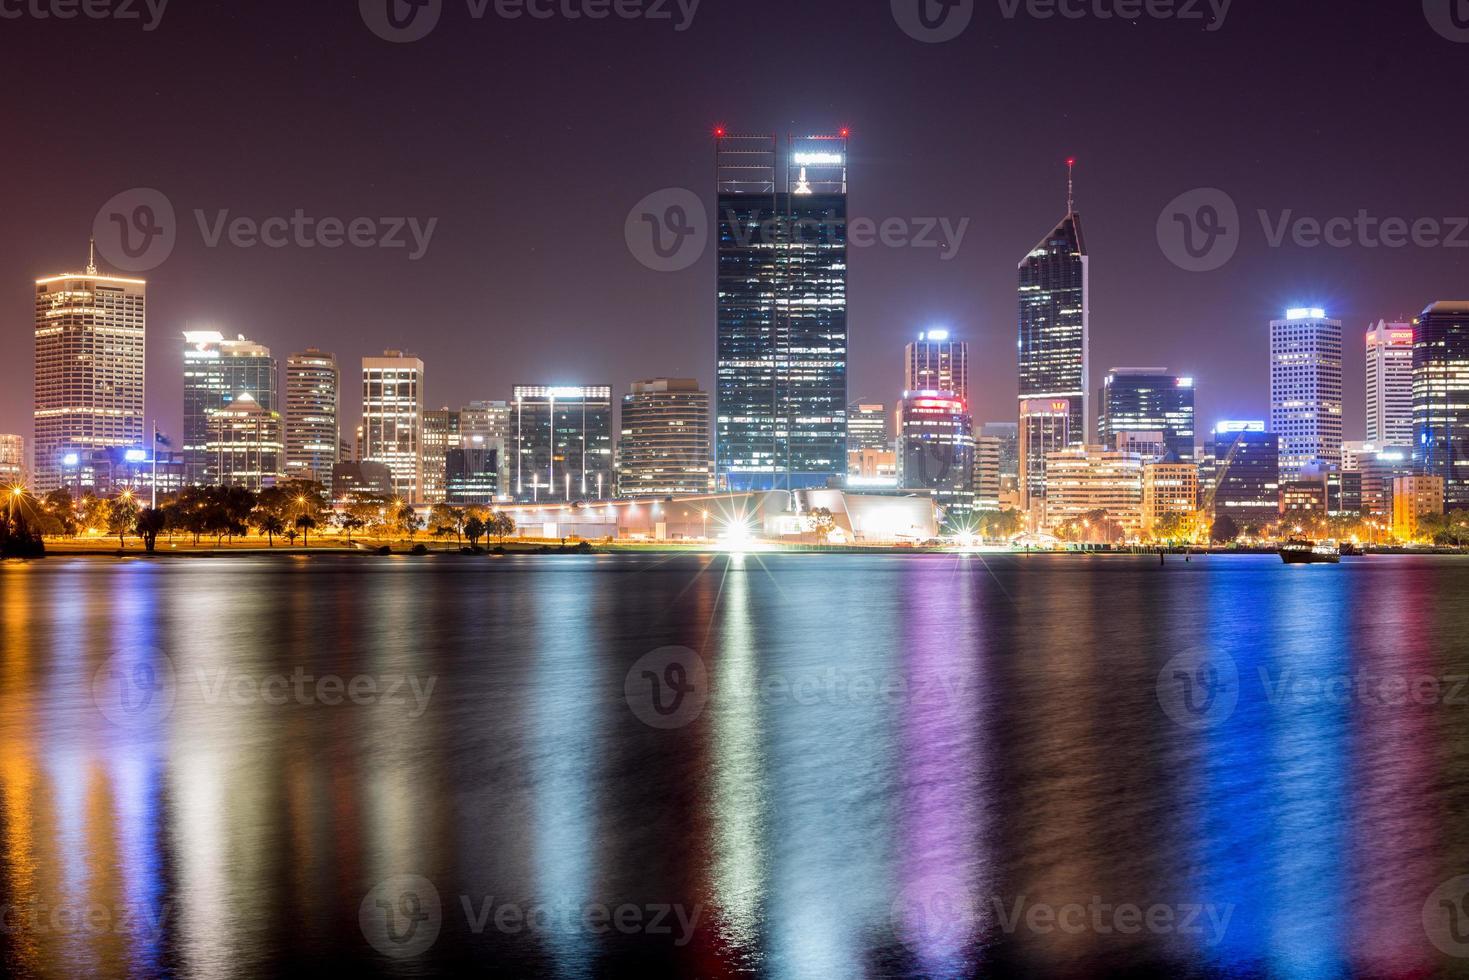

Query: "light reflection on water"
<box><xmin>1</xmin><ymin>554</ymin><xmax>1467</xmax><ymax>978</ymax></box>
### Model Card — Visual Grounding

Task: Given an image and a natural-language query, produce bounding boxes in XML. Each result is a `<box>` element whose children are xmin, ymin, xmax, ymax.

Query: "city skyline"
<box><xmin>4</xmin><ymin>6</ymin><xmax>1464</xmax><ymax>457</ymax></box>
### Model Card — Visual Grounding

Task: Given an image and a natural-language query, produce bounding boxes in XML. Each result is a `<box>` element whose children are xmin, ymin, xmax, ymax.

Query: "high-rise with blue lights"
<box><xmin>1413</xmin><ymin>301</ymin><xmax>1469</xmax><ymax>508</ymax></box>
<box><xmin>716</xmin><ymin>132</ymin><xmax>848</xmax><ymax>492</ymax></box>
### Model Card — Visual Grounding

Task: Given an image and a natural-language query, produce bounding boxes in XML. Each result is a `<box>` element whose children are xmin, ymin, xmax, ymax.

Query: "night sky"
<box><xmin>4</xmin><ymin>0</ymin><xmax>1467</xmax><ymax>449</ymax></box>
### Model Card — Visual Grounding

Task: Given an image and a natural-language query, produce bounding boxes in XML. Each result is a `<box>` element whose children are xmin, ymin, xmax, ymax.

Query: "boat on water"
<box><xmin>1280</xmin><ymin>539</ymin><xmax>1341</xmax><ymax>565</ymax></box>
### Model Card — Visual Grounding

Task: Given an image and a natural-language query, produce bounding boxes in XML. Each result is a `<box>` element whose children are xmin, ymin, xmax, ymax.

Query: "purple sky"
<box><xmin>4</xmin><ymin>1</ymin><xmax>1467</xmax><ymax>451</ymax></box>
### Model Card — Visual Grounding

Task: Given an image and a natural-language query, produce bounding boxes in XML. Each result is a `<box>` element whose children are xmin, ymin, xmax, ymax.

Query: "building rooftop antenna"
<box><xmin>1066</xmin><ymin>158</ymin><xmax>1077</xmax><ymax>215</ymax></box>
<box><xmin>86</xmin><ymin>237</ymin><xmax>97</xmax><ymax>276</ymax></box>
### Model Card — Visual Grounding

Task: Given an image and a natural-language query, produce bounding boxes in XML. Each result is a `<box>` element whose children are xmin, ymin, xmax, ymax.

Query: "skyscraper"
<box><xmin>462</xmin><ymin>400</ymin><xmax>513</xmax><ymax>496</ymax></box>
<box><xmin>33</xmin><ymin>252</ymin><xmax>146</xmax><ymax>493</ymax></box>
<box><xmin>511</xmin><ymin>385</ymin><xmax>613</xmax><ymax>503</ymax></box>
<box><xmin>183</xmin><ymin>331</ymin><xmax>277</xmax><ymax>486</ymax></box>
<box><xmin>1018</xmin><ymin>398</ymin><xmax>1071</xmax><ymax>513</ymax></box>
<box><xmin>846</xmin><ymin>402</ymin><xmax>889</xmax><ymax>452</ymax></box>
<box><xmin>422</xmin><ymin>408</ymin><xmax>462</xmax><ymax>503</ymax></box>
<box><xmin>1097</xmin><ymin>369</ymin><xmax>1196</xmax><ymax>461</ymax></box>
<box><xmin>905</xmin><ymin>330</ymin><xmax>968</xmax><ymax>404</ymax></box>
<box><xmin>1018</xmin><ymin>163</ymin><xmax>1089</xmax><ymax>446</ymax></box>
<box><xmin>1413</xmin><ymin>301</ymin><xmax>1469</xmax><ymax>508</ymax></box>
<box><xmin>284</xmin><ymin>348</ymin><xmax>339</xmax><ymax>487</ymax></box>
<box><xmin>716</xmin><ymin>131</ymin><xmax>848</xmax><ymax>491</ymax></box>
<box><xmin>1270</xmin><ymin>308</ymin><xmax>1343</xmax><ymax>480</ymax></box>
<box><xmin>1366</xmin><ymin>321</ymin><xmax>1414</xmax><ymax>449</ymax></box>
<box><xmin>361</xmin><ymin>351</ymin><xmax>425</xmax><ymax>502</ymax></box>
<box><xmin>207</xmin><ymin>392</ymin><xmax>283</xmax><ymax>490</ymax></box>
<box><xmin>1208</xmin><ymin>421</ymin><xmax>1280</xmax><ymax>529</ymax></box>
<box><xmin>617</xmin><ymin>379</ymin><xmax>712</xmax><ymax>498</ymax></box>
<box><xmin>898</xmin><ymin>391</ymin><xmax>975</xmax><ymax>521</ymax></box>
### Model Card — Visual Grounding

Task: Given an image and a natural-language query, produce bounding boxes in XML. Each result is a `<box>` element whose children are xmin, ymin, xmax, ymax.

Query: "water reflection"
<box><xmin>0</xmin><ymin>555</ymin><xmax>1466</xmax><ymax>978</ymax></box>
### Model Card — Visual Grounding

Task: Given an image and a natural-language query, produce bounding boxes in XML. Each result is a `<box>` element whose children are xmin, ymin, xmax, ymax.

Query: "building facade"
<box><xmin>1097</xmin><ymin>369</ymin><xmax>1195</xmax><ymax>461</ymax></box>
<box><xmin>1019</xmin><ymin>200</ymin><xmax>1089</xmax><ymax>446</ymax></box>
<box><xmin>183</xmin><ymin>331</ymin><xmax>277</xmax><ymax>486</ymax></box>
<box><xmin>1044</xmin><ymin>447</ymin><xmax>1145</xmax><ymax>542</ymax></box>
<box><xmin>1366</xmin><ymin>321</ymin><xmax>1414</xmax><ymax>448</ymax></box>
<box><xmin>1413</xmin><ymin>302</ymin><xmax>1469</xmax><ymax>509</ymax></box>
<box><xmin>618</xmin><ymin>379</ymin><xmax>713</xmax><ymax>498</ymax></box>
<box><xmin>421</xmin><ymin>408</ymin><xmax>462</xmax><ymax>504</ymax></box>
<box><xmin>1142</xmin><ymin>461</ymin><xmax>1199</xmax><ymax>537</ymax></box>
<box><xmin>905</xmin><ymin>330</ymin><xmax>968</xmax><ymax>404</ymax></box>
<box><xmin>511</xmin><ymin>385</ymin><xmax>613</xmax><ymax>503</ymax></box>
<box><xmin>0</xmin><ymin>434</ymin><xmax>23</xmax><ymax>483</ymax></box>
<box><xmin>206</xmin><ymin>392</ymin><xmax>283</xmax><ymax>490</ymax></box>
<box><xmin>445</xmin><ymin>447</ymin><xmax>500</xmax><ymax>506</ymax></box>
<box><xmin>716</xmin><ymin>132</ymin><xmax>848</xmax><ymax>491</ymax></box>
<box><xmin>846</xmin><ymin>402</ymin><xmax>889</xmax><ymax>452</ymax></box>
<box><xmin>361</xmin><ymin>351</ymin><xmax>425</xmax><ymax>502</ymax></box>
<box><xmin>898</xmin><ymin>391</ymin><xmax>975</xmax><ymax>522</ymax></box>
<box><xmin>1019</xmin><ymin>398</ymin><xmax>1072</xmax><ymax>513</ymax></box>
<box><xmin>1270</xmin><ymin>308</ymin><xmax>1343</xmax><ymax>480</ymax></box>
<box><xmin>283</xmin><ymin>348</ymin><xmax>339</xmax><ymax>488</ymax></box>
<box><xmin>33</xmin><ymin>261</ymin><xmax>146</xmax><ymax>493</ymax></box>
<box><xmin>462</xmin><ymin>400</ymin><xmax>513</xmax><ymax>500</ymax></box>
<box><xmin>1393</xmin><ymin>475</ymin><xmax>1445</xmax><ymax>541</ymax></box>
<box><xmin>1208</xmin><ymin>422</ymin><xmax>1280</xmax><ymax>530</ymax></box>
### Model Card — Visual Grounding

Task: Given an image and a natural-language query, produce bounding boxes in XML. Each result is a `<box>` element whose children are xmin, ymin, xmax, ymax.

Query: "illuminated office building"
<box><xmin>847</xmin><ymin>402</ymin><xmax>889</xmax><ymax>452</ymax></box>
<box><xmin>898</xmin><ymin>391</ymin><xmax>975</xmax><ymax>519</ymax></box>
<box><xmin>1019</xmin><ymin>165</ymin><xmax>1089</xmax><ymax>445</ymax></box>
<box><xmin>0</xmin><ymin>435</ymin><xmax>23</xmax><ymax>483</ymax></box>
<box><xmin>716</xmin><ymin>131</ymin><xmax>848</xmax><ymax>491</ymax></box>
<box><xmin>361</xmin><ymin>351</ymin><xmax>425</xmax><ymax>502</ymax></box>
<box><xmin>905</xmin><ymin>330</ymin><xmax>968</xmax><ymax>404</ymax></box>
<box><xmin>1412</xmin><ymin>301</ymin><xmax>1469</xmax><ymax>508</ymax></box>
<box><xmin>33</xmin><ymin>254</ymin><xmax>146</xmax><ymax>493</ymax></box>
<box><xmin>184</xmin><ymin>330</ymin><xmax>277</xmax><ymax>486</ymax></box>
<box><xmin>512</xmin><ymin>385</ymin><xmax>613</xmax><ymax>503</ymax></box>
<box><xmin>206</xmin><ymin>392</ymin><xmax>283</xmax><ymax>490</ymax></box>
<box><xmin>1393</xmin><ymin>475</ymin><xmax>1445</xmax><ymax>540</ymax></box>
<box><xmin>974</xmin><ymin>435</ymin><xmax>1002</xmax><ymax>511</ymax></box>
<box><xmin>1019</xmin><ymin>398</ymin><xmax>1071</xmax><ymax>512</ymax></box>
<box><xmin>1359</xmin><ymin>448</ymin><xmax>1414</xmax><ymax>517</ymax></box>
<box><xmin>445</xmin><ymin>447</ymin><xmax>500</xmax><ymax>506</ymax></box>
<box><xmin>1208</xmin><ymin>421</ymin><xmax>1280</xmax><ymax>529</ymax></box>
<box><xmin>1270</xmin><ymin>308</ymin><xmax>1343</xmax><ymax>480</ymax></box>
<box><xmin>1365</xmin><ymin>321</ymin><xmax>1414</xmax><ymax>448</ymax></box>
<box><xmin>283</xmin><ymin>348</ymin><xmax>339</xmax><ymax>487</ymax></box>
<box><xmin>422</xmin><ymin>408</ymin><xmax>462</xmax><ymax>503</ymax></box>
<box><xmin>1142</xmin><ymin>461</ymin><xmax>1199</xmax><ymax>535</ymax></box>
<box><xmin>462</xmin><ymin>400</ymin><xmax>512</xmax><ymax>497</ymax></box>
<box><xmin>618</xmin><ymin>379</ymin><xmax>713</xmax><ymax>498</ymax></box>
<box><xmin>1097</xmin><ymin>368</ymin><xmax>1195</xmax><ymax>461</ymax></box>
<box><xmin>1044</xmin><ymin>447</ymin><xmax>1145</xmax><ymax>541</ymax></box>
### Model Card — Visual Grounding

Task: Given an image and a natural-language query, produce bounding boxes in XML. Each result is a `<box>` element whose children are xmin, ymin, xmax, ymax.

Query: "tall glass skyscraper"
<box><xmin>1366</xmin><ymin>320</ymin><xmax>1415</xmax><ymax>448</ymax></box>
<box><xmin>1412</xmin><ymin>301</ymin><xmax>1469</xmax><ymax>508</ymax></box>
<box><xmin>716</xmin><ymin>132</ymin><xmax>848</xmax><ymax>492</ymax></box>
<box><xmin>284</xmin><ymin>348</ymin><xmax>339</xmax><ymax>488</ymax></box>
<box><xmin>905</xmin><ymin>329</ymin><xmax>968</xmax><ymax>404</ymax></box>
<box><xmin>1097</xmin><ymin>368</ymin><xmax>1196</xmax><ymax>461</ymax></box>
<box><xmin>183</xmin><ymin>330</ymin><xmax>277</xmax><ymax>486</ymax></box>
<box><xmin>511</xmin><ymin>385</ymin><xmax>613</xmax><ymax>503</ymax></box>
<box><xmin>1018</xmin><ymin>180</ymin><xmax>1089</xmax><ymax>448</ymax></box>
<box><xmin>33</xmin><ymin>252</ymin><xmax>146</xmax><ymax>493</ymax></box>
<box><xmin>1269</xmin><ymin>308</ymin><xmax>1343</xmax><ymax>480</ymax></box>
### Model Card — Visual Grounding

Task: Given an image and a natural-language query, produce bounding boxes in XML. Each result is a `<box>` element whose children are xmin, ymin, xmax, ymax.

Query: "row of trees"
<box><xmin>17</xmin><ymin>481</ymin><xmax>523</xmax><ymax>553</ymax></box>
